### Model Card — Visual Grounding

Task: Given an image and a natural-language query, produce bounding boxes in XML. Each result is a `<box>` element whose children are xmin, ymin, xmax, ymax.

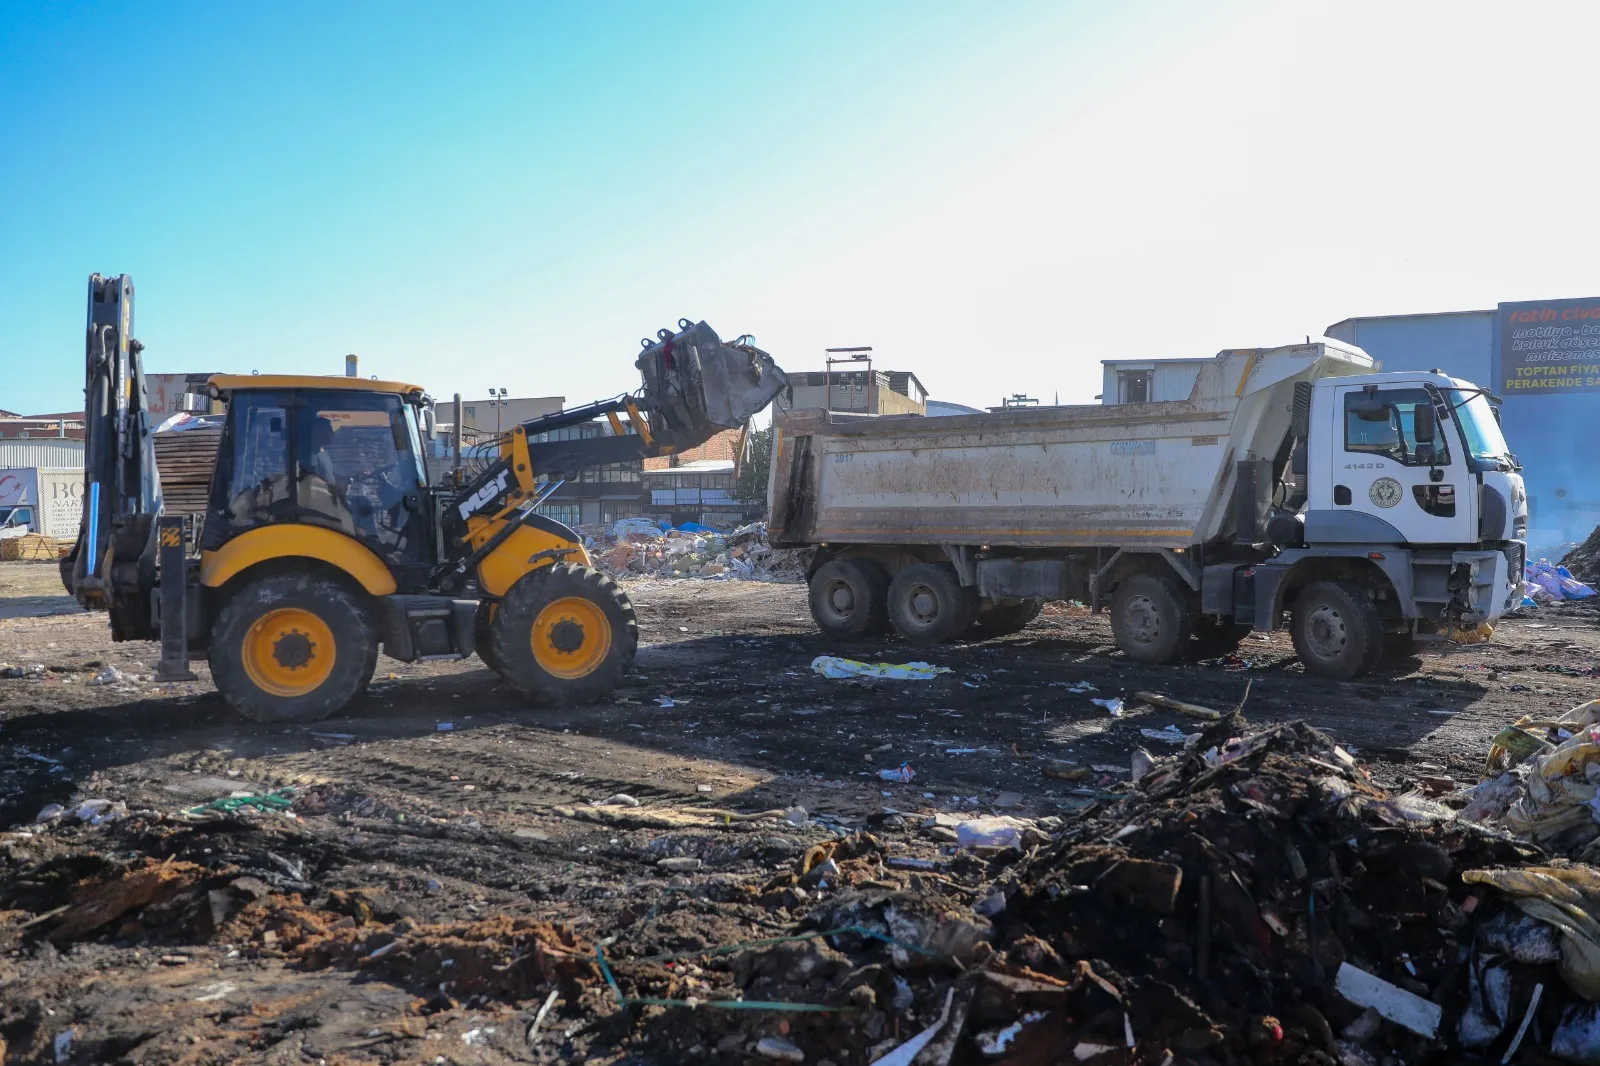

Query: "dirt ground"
<box><xmin>1</xmin><ymin>559</ymin><xmax>1596</xmax><ymax>1064</ymax></box>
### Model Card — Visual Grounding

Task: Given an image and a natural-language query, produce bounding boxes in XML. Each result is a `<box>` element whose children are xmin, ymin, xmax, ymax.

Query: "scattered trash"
<box><xmin>1334</xmin><ymin>961</ymin><xmax>1442</xmax><ymax>1039</ymax></box>
<box><xmin>657</xmin><ymin>696</ymin><xmax>677</xmax><ymax>708</ymax></box>
<box><xmin>1091</xmin><ymin>697</ymin><xmax>1124</xmax><ymax>716</ymax></box>
<box><xmin>35</xmin><ymin>803</ymin><xmax>64</xmax><ymax>823</ymax></box>
<box><xmin>753</xmin><ymin>1036</ymin><xmax>805</xmax><ymax>1062</ymax></box>
<box><xmin>88</xmin><ymin>664</ymin><xmax>126</xmax><ymax>686</ymax></box>
<box><xmin>877</xmin><ymin>763</ymin><xmax>915</xmax><ymax>783</ymax></box>
<box><xmin>594</xmin><ymin>794</ymin><xmax>641</xmax><ymax>807</ymax></box>
<box><xmin>1134</xmin><ymin>691</ymin><xmax>1223</xmax><ymax>720</ymax></box>
<box><xmin>1528</xmin><ymin>558</ymin><xmax>1598</xmax><ymax>601</ymax></box>
<box><xmin>810</xmin><ymin>656</ymin><xmax>950</xmax><ymax>681</ymax></box>
<box><xmin>656</xmin><ymin>857</ymin><xmax>702</xmax><ymax>873</ymax></box>
<box><xmin>436</xmin><ymin>722</ymin><xmax>454</xmax><ymax>732</ymax></box>
<box><xmin>1139</xmin><ymin>724</ymin><xmax>1191</xmax><ymax>746</ymax></box>
<box><xmin>955</xmin><ymin>815</ymin><xmax>1036</xmax><ymax>850</ymax></box>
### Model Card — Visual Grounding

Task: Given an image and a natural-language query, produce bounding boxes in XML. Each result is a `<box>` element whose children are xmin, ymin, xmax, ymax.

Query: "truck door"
<box><xmin>1329</xmin><ymin>383</ymin><xmax>1474</xmax><ymax>545</ymax></box>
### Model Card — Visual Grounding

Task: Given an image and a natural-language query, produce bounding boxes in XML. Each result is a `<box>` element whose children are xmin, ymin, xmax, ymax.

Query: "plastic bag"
<box><xmin>1462</xmin><ymin>864</ymin><xmax>1600</xmax><ymax>1000</ymax></box>
<box><xmin>810</xmin><ymin>656</ymin><xmax>950</xmax><ymax>681</ymax></box>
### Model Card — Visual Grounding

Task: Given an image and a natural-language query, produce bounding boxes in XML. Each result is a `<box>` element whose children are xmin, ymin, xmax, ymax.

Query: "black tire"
<box><xmin>974</xmin><ymin>597</ymin><xmax>1043</xmax><ymax>636</ymax></box>
<box><xmin>475</xmin><ymin>600</ymin><xmax>506</xmax><ymax>676</ymax></box>
<box><xmin>209</xmin><ymin>571</ymin><xmax>379</xmax><ymax>724</ymax></box>
<box><xmin>887</xmin><ymin>563</ymin><xmax>978</xmax><ymax>643</ymax></box>
<box><xmin>1291</xmin><ymin>581</ymin><xmax>1383</xmax><ymax>680</ymax></box>
<box><xmin>1193</xmin><ymin>617</ymin><xmax>1252</xmax><ymax>656</ymax></box>
<box><xmin>492</xmin><ymin>564</ymin><xmax>638</xmax><ymax>705</ymax></box>
<box><xmin>808</xmin><ymin>558</ymin><xmax>890</xmax><ymax>639</ymax></box>
<box><xmin>1109</xmin><ymin>572</ymin><xmax>1192</xmax><ymax>665</ymax></box>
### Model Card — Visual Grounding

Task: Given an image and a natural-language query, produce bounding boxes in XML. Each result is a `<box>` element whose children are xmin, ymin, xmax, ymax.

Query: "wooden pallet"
<box><xmin>0</xmin><ymin>535</ymin><xmax>72</xmax><ymax>562</ymax></box>
<box><xmin>154</xmin><ymin>426</ymin><xmax>223</xmax><ymax>516</ymax></box>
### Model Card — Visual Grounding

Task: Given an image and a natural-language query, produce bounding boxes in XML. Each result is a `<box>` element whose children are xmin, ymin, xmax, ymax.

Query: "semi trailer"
<box><xmin>768</xmin><ymin>339</ymin><xmax>1526</xmax><ymax>679</ymax></box>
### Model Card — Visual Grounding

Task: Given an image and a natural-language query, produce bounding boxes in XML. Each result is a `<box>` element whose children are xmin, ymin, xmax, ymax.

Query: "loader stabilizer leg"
<box><xmin>154</xmin><ymin>515</ymin><xmax>197</xmax><ymax>682</ymax></box>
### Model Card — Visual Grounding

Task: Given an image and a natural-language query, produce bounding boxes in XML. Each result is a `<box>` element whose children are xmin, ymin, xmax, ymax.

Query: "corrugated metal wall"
<box><xmin>1324</xmin><ymin>311</ymin><xmax>1495</xmax><ymax>383</ymax></box>
<box><xmin>0</xmin><ymin>439</ymin><xmax>84</xmax><ymax>469</ymax></box>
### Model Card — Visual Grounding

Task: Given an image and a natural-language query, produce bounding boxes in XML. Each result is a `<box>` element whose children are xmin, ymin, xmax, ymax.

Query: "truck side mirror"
<box><xmin>1414</xmin><ymin>403</ymin><xmax>1436</xmax><ymax>444</ymax></box>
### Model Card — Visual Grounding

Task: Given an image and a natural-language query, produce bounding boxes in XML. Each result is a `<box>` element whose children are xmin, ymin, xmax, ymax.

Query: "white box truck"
<box><xmin>768</xmin><ymin>340</ymin><xmax>1526</xmax><ymax>679</ymax></box>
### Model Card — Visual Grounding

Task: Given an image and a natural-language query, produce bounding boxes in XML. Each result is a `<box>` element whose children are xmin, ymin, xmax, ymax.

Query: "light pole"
<box><xmin>490</xmin><ymin>387</ymin><xmax>508</xmax><ymax>435</ymax></box>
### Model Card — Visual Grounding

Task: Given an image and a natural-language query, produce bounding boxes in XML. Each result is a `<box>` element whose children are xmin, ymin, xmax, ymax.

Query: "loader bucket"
<box><xmin>635</xmin><ymin>321</ymin><xmax>790</xmax><ymax>449</ymax></box>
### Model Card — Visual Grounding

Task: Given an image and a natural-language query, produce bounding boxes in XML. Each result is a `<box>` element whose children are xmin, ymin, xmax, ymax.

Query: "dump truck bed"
<box><xmin>768</xmin><ymin>341</ymin><xmax>1374</xmax><ymax>550</ymax></box>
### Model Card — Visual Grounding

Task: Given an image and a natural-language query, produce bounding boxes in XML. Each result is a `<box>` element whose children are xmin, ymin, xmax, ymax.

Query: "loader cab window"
<box><xmin>1343</xmin><ymin>388</ymin><xmax>1449</xmax><ymax>467</ymax></box>
<box><xmin>213</xmin><ymin>391</ymin><xmax>294</xmax><ymax>536</ymax></box>
<box><xmin>295</xmin><ymin>391</ymin><xmax>427</xmax><ymax>564</ymax></box>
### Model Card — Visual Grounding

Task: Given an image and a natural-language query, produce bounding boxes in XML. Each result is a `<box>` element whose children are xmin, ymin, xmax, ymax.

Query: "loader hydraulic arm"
<box><xmin>64</xmin><ymin>274</ymin><xmax>164</xmax><ymax>637</ymax></box>
<box><xmin>435</xmin><ymin>320</ymin><xmax>788</xmax><ymax>590</ymax></box>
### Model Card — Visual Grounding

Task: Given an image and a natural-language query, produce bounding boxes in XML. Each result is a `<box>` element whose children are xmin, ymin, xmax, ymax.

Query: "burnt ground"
<box><xmin>0</xmin><ymin>560</ymin><xmax>1597</xmax><ymax>1064</ymax></box>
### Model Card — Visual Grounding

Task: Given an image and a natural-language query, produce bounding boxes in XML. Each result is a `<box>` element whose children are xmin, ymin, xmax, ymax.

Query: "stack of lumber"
<box><xmin>154</xmin><ymin>425</ymin><xmax>222</xmax><ymax>516</ymax></box>
<box><xmin>0</xmin><ymin>535</ymin><xmax>72</xmax><ymax>561</ymax></box>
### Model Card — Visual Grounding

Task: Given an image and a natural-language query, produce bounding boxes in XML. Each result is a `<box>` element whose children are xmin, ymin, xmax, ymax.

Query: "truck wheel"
<box><xmin>475</xmin><ymin>600</ymin><xmax>505</xmax><ymax>676</ymax></box>
<box><xmin>887</xmin><ymin>563</ymin><xmax>977</xmax><ymax>643</ymax></box>
<box><xmin>210</xmin><ymin>572</ymin><xmax>379</xmax><ymax>723</ymax></box>
<box><xmin>493</xmin><ymin>564</ymin><xmax>638</xmax><ymax>705</ymax></box>
<box><xmin>809</xmin><ymin>558</ymin><xmax>890</xmax><ymax>638</ymax></box>
<box><xmin>974</xmin><ymin>597</ymin><xmax>1043</xmax><ymax>636</ymax></box>
<box><xmin>1291</xmin><ymin>581</ymin><xmax>1383</xmax><ymax>680</ymax></box>
<box><xmin>1193</xmin><ymin>617</ymin><xmax>1252</xmax><ymax>656</ymax></box>
<box><xmin>1110</xmin><ymin>573</ymin><xmax>1192</xmax><ymax>664</ymax></box>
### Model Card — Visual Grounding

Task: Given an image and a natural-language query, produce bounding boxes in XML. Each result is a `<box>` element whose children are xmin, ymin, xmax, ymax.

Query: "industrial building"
<box><xmin>1100</xmin><ymin>295</ymin><xmax>1600</xmax><ymax>553</ymax></box>
<box><xmin>0</xmin><ymin>438</ymin><xmax>86</xmax><ymax>537</ymax></box>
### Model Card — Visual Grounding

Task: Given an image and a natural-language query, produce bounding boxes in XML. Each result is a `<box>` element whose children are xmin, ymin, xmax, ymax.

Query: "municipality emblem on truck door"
<box><xmin>1369</xmin><ymin>477</ymin><xmax>1402</xmax><ymax>509</ymax></box>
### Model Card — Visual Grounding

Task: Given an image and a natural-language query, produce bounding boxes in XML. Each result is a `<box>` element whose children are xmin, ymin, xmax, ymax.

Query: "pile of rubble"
<box><xmin>10</xmin><ymin>711</ymin><xmax>1600</xmax><ymax>1064</ymax></box>
<box><xmin>1561</xmin><ymin>524</ymin><xmax>1600</xmax><ymax>586</ymax></box>
<box><xmin>593</xmin><ymin>520</ymin><xmax>811</xmax><ymax>582</ymax></box>
<box><xmin>612</xmin><ymin>712</ymin><xmax>1600</xmax><ymax>1064</ymax></box>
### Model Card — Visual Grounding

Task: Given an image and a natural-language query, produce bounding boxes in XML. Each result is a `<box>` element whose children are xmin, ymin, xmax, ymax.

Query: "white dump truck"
<box><xmin>768</xmin><ymin>340</ymin><xmax>1527</xmax><ymax>679</ymax></box>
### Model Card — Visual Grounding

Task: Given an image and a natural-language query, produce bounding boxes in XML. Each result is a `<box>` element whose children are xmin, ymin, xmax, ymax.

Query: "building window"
<box><xmin>537</xmin><ymin>502</ymin><xmax>581</xmax><ymax>526</ymax></box>
<box><xmin>1118</xmin><ymin>371</ymin><xmax>1151</xmax><ymax>404</ymax></box>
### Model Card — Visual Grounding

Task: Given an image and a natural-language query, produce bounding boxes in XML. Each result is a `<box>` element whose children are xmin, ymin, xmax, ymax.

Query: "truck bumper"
<box><xmin>1455</xmin><ymin>544</ymin><xmax>1523</xmax><ymax>624</ymax></box>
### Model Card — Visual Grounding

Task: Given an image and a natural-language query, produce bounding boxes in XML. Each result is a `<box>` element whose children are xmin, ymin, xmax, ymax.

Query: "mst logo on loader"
<box><xmin>458</xmin><ymin>470</ymin><xmax>511</xmax><ymax>521</ymax></box>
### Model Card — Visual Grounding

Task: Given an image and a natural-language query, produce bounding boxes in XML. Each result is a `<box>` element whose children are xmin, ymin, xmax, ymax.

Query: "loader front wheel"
<box><xmin>493</xmin><ymin>564</ymin><xmax>637</xmax><ymax>705</ymax></box>
<box><xmin>211</xmin><ymin>572</ymin><xmax>379</xmax><ymax>723</ymax></box>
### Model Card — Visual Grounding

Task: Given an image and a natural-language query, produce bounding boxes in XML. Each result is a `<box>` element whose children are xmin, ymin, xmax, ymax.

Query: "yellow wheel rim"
<box><xmin>531</xmin><ymin>596</ymin><xmax>612</xmax><ymax>680</ymax></box>
<box><xmin>241</xmin><ymin>607</ymin><xmax>337</xmax><ymax>698</ymax></box>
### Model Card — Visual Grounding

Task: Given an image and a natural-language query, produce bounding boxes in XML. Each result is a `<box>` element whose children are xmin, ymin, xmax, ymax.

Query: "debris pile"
<box><xmin>613</xmin><ymin>716</ymin><xmax>1600</xmax><ymax>1064</ymax></box>
<box><xmin>1560</xmin><ymin>524</ymin><xmax>1600</xmax><ymax>585</ymax></box>
<box><xmin>1526</xmin><ymin>559</ymin><xmax>1597</xmax><ymax>604</ymax></box>
<box><xmin>593</xmin><ymin>520</ymin><xmax>811</xmax><ymax>582</ymax></box>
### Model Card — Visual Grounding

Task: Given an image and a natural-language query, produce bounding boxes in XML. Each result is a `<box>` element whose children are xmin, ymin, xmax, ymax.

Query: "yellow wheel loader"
<box><xmin>63</xmin><ymin>274</ymin><xmax>788</xmax><ymax>723</ymax></box>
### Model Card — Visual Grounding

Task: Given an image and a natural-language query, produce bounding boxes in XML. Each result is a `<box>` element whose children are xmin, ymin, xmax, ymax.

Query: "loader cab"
<box><xmin>203</xmin><ymin>376</ymin><xmax>435</xmax><ymax>588</ymax></box>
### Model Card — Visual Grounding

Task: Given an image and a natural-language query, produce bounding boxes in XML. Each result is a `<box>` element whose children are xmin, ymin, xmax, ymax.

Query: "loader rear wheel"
<box><xmin>1110</xmin><ymin>573</ymin><xmax>1191</xmax><ymax>665</ymax></box>
<box><xmin>493</xmin><ymin>564</ymin><xmax>637</xmax><ymax>705</ymax></box>
<box><xmin>888</xmin><ymin>563</ymin><xmax>978</xmax><ymax>643</ymax></box>
<box><xmin>974</xmin><ymin>596</ymin><xmax>1043</xmax><ymax>636</ymax></box>
<box><xmin>210</xmin><ymin>572</ymin><xmax>379</xmax><ymax>723</ymax></box>
<box><xmin>1291</xmin><ymin>581</ymin><xmax>1383</xmax><ymax>680</ymax></box>
<box><xmin>809</xmin><ymin>558</ymin><xmax>890</xmax><ymax>639</ymax></box>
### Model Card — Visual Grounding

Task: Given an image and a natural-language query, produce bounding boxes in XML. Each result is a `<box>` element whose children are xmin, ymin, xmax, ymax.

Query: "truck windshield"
<box><xmin>1447</xmin><ymin>390</ymin><xmax>1515</xmax><ymax>468</ymax></box>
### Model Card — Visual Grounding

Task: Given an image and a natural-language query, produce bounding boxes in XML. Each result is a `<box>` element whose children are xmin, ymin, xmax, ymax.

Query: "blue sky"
<box><xmin>3</xmin><ymin>2</ymin><xmax>1596</xmax><ymax>416</ymax></box>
